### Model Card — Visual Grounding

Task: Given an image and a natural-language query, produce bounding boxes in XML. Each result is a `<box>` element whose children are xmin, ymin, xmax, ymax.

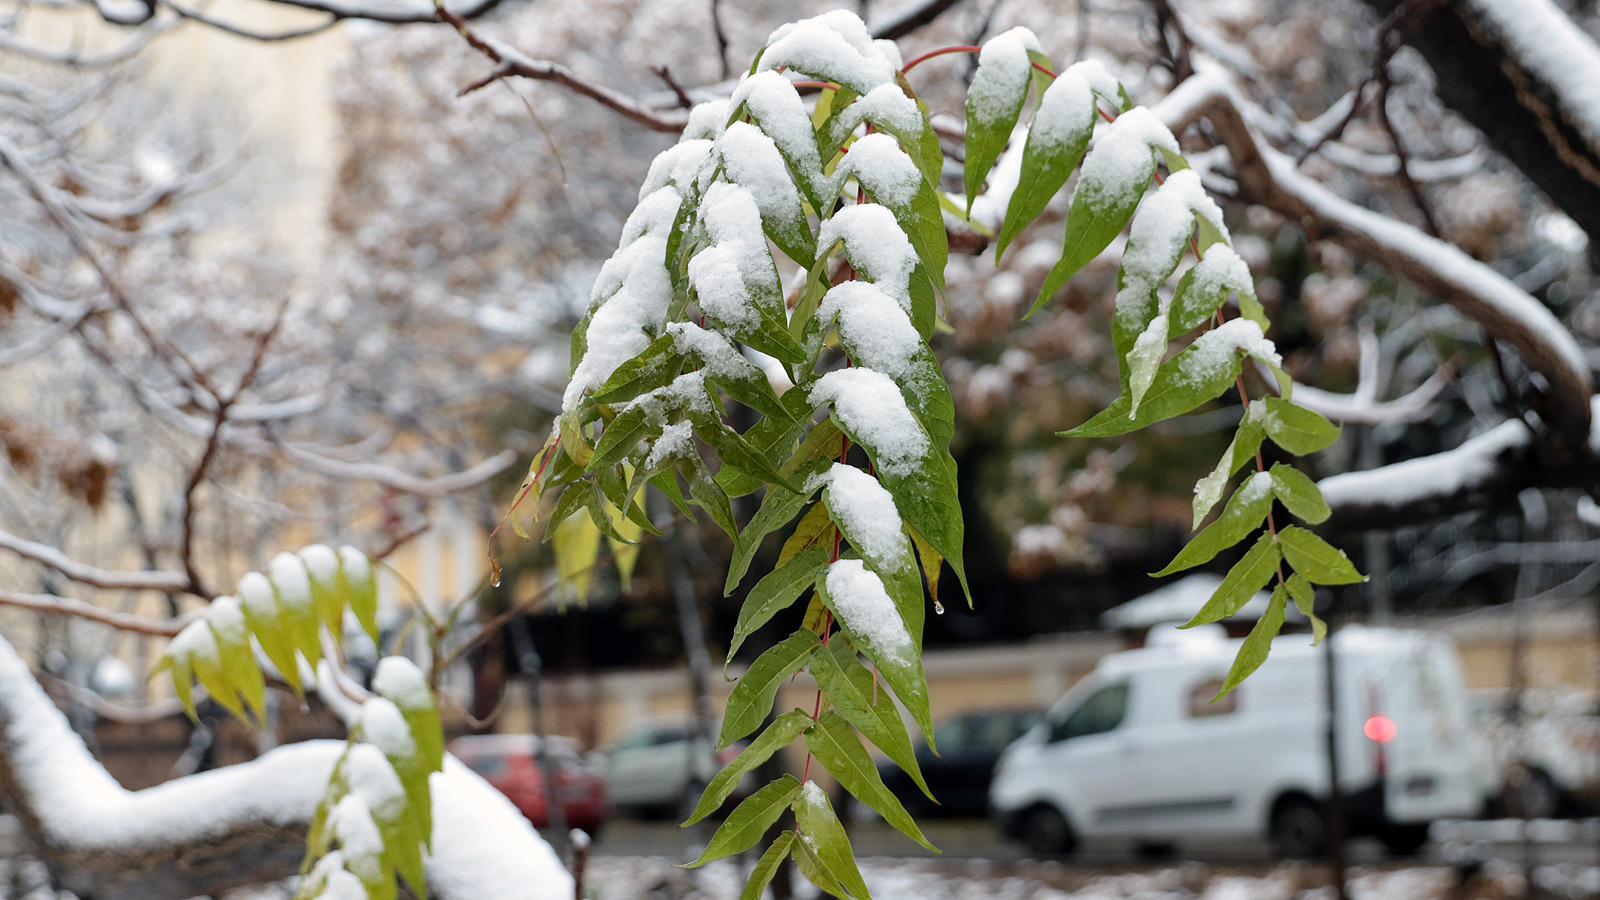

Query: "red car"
<box><xmin>450</xmin><ymin>734</ymin><xmax>610</xmax><ymax>835</ymax></box>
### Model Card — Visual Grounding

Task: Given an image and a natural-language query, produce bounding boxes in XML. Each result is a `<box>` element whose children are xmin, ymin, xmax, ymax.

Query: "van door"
<box><xmin>1032</xmin><ymin>679</ymin><xmax>1133</xmax><ymax>835</ymax></box>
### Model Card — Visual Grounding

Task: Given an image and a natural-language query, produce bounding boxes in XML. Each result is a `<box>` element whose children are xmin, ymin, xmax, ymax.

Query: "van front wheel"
<box><xmin>1020</xmin><ymin>805</ymin><xmax>1077</xmax><ymax>857</ymax></box>
<box><xmin>1269</xmin><ymin>797</ymin><xmax>1327</xmax><ymax>859</ymax></box>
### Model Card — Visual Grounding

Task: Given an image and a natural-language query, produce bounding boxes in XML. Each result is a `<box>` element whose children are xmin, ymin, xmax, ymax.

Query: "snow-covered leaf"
<box><xmin>964</xmin><ymin>28</ymin><xmax>1042</xmax><ymax>213</ymax></box>
<box><xmin>793</xmin><ymin>781</ymin><xmax>872</xmax><ymax>900</ymax></box>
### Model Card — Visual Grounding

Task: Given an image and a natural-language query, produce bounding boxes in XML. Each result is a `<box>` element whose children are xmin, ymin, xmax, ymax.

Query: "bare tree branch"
<box><xmin>867</xmin><ymin>0</ymin><xmax>964</xmax><ymax>40</ymax></box>
<box><xmin>1155</xmin><ymin>67</ymin><xmax>1594</xmax><ymax>451</ymax></box>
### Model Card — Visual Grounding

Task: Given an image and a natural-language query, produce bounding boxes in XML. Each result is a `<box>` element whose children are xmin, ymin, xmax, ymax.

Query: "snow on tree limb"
<box><xmin>0</xmin><ymin>633</ymin><xmax>571</xmax><ymax>900</ymax></box>
<box><xmin>0</xmin><ymin>527</ymin><xmax>190</xmax><ymax>594</ymax></box>
<box><xmin>1154</xmin><ymin>66</ymin><xmax>1594</xmax><ymax>449</ymax></box>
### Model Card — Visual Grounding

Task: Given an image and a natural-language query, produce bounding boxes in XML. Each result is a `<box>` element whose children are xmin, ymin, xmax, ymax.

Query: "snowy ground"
<box><xmin>583</xmin><ymin>856</ymin><xmax>1600</xmax><ymax>900</ymax></box>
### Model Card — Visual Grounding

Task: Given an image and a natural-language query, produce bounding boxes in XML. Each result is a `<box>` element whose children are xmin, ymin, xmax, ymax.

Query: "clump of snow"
<box><xmin>1120</xmin><ymin>169</ymin><xmax>1227</xmax><ymax>290</ymax></box>
<box><xmin>330</xmin><ymin>794</ymin><xmax>385</xmax><ymax>882</ymax></box>
<box><xmin>645</xmin><ymin>420</ymin><xmax>695</xmax><ymax>470</ymax></box>
<box><xmin>1179</xmin><ymin>318</ymin><xmax>1281</xmax><ymax>385</ymax></box>
<box><xmin>206</xmin><ymin>596</ymin><xmax>248</xmax><ymax>643</ymax></box>
<box><xmin>717</xmin><ymin>123</ymin><xmax>804</xmax><ymax>228</ymax></box>
<box><xmin>638</xmin><ymin>139</ymin><xmax>712</xmax><ymax>199</ymax></box>
<box><xmin>667</xmin><ymin>321</ymin><xmax>759</xmax><ymax>381</ymax></box>
<box><xmin>808</xmin><ymin>368</ymin><xmax>929</xmax><ymax>475</ymax></box>
<box><xmin>836</xmin><ymin>132</ymin><xmax>921</xmax><ymax>209</ymax></box>
<box><xmin>1028</xmin><ymin>66</ymin><xmax>1098</xmax><ymax>151</ymax></box>
<box><xmin>1071</xmin><ymin>107</ymin><xmax>1179</xmax><ymax>216</ymax></box>
<box><xmin>268</xmin><ymin>552</ymin><xmax>314</xmax><ymax>613</ymax></box>
<box><xmin>359</xmin><ymin>697</ymin><xmax>419</xmax><ymax>763</ymax></box>
<box><xmin>299</xmin><ymin>543</ymin><xmax>341</xmax><ymax>587</ymax></box>
<box><xmin>345</xmin><ymin>743</ymin><xmax>407</xmax><ymax>822</ymax></box>
<box><xmin>1467</xmin><ymin>0</ymin><xmax>1600</xmax><ymax>160</ymax></box>
<box><xmin>815</xmin><ymin>462</ymin><xmax>911</xmax><ymax>571</ymax></box>
<box><xmin>729</xmin><ymin>72</ymin><xmax>824</xmax><ymax>193</ymax></box>
<box><xmin>825</xmin><ymin>559</ymin><xmax>913</xmax><ymax>664</ymax></box>
<box><xmin>619</xmin><ymin>187</ymin><xmax>682</xmax><ymax>248</ymax></box>
<box><xmin>758</xmin><ymin>11</ymin><xmax>895</xmax><ymax>94</ymax></box>
<box><xmin>237</xmin><ymin>570</ymin><xmax>281</xmax><ymax>624</ymax></box>
<box><xmin>1182</xmin><ymin>244</ymin><xmax>1254</xmax><ymax>316</ymax></box>
<box><xmin>818</xmin><ymin>204</ymin><xmax>915</xmax><ymax>306</ymax></box>
<box><xmin>1237</xmin><ymin>470</ymin><xmax>1273</xmax><ymax>505</ymax></box>
<box><xmin>825</xmin><ymin>83</ymin><xmax>924</xmax><ymax>147</ymax></box>
<box><xmin>565</xmin><ymin>234</ymin><xmax>672</xmax><ymax>410</ymax></box>
<box><xmin>337</xmin><ymin>545</ymin><xmax>372</xmax><ymax>588</ymax></box>
<box><xmin>623</xmin><ymin>369</ymin><xmax>713</xmax><ymax>424</ymax></box>
<box><xmin>688</xmin><ymin>182</ymin><xmax>779</xmax><ymax>330</ymax></box>
<box><xmin>374</xmin><ymin>656</ymin><xmax>432</xmax><ymax>712</ymax></box>
<box><xmin>801</xmin><ymin>779</ymin><xmax>829</xmax><ymax>813</ymax></box>
<box><xmin>169</xmin><ymin>618</ymin><xmax>221</xmax><ymax>664</ymax></box>
<box><xmin>967</xmin><ymin>27</ymin><xmax>1041</xmax><ymax>125</ymax></box>
<box><xmin>680</xmin><ymin>99</ymin><xmax>731</xmax><ymax>142</ymax></box>
<box><xmin>818</xmin><ymin>282</ymin><xmax>921</xmax><ymax>380</ymax></box>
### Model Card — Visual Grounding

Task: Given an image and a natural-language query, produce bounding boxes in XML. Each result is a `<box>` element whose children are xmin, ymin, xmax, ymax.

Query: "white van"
<box><xmin>989</xmin><ymin>625</ymin><xmax>1493</xmax><ymax>858</ymax></box>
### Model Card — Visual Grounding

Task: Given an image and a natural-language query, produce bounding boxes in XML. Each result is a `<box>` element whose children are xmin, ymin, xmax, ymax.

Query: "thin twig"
<box><xmin>651</xmin><ymin>66</ymin><xmax>695</xmax><ymax>110</ymax></box>
<box><xmin>436</xmin><ymin>6</ymin><xmax>688</xmax><ymax>133</ymax></box>
<box><xmin>709</xmin><ymin>0</ymin><xmax>730</xmax><ymax>81</ymax></box>
<box><xmin>0</xmin><ymin>588</ymin><xmax>192</xmax><ymax>636</ymax></box>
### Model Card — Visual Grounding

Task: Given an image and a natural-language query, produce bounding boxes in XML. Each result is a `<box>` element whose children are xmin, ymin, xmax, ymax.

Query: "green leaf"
<box><xmin>725</xmin><ymin>464</ymin><xmax>826</xmax><ymax>594</ymax></box>
<box><xmin>1270</xmin><ymin>463</ymin><xmax>1330</xmax><ymax>525</ymax></box>
<box><xmin>1278</xmin><ymin>525</ymin><xmax>1364</xmax><ymax>585</ymax></box>
<box><xmin>686</xmin><ymin>453</ymin><xmax>740</xmax><ymax>540</ymax></box>
<box><xmin>778</xmin><ymin>502</ymin><xmax>836</xmax><ymax>567</ymax></box>
<box><xmin>687</xmin><ymin>775</ymin><xmax>803</xmax><ymax>867</ymax></box>
<box><xmin>906</xmin><ymin>181</ymin><xmax>949</xmax><ymax>297</ymax></box>
<box><xmin>719</xmin><ymin>388</ymin><xmax>812</xmax><ymax>497</ymax></box>
<box><xmin>721</xmin><ymin>630</ymin><xmax>820</xmax><ymax>749</ymax></box>
<box><xmin>1167</xmin><ymin>245</ymin><xmax>1258</xmax><ymax>339</ymax></box>
<box><xmin>687</xmin><ymin>709</ymin><xmax>813</xmax><ymax>825</ymax></box>
<box><xmin>741</xmin><ymin>832</ymin><xmax>797</xmax><ymax>900</ymax></box>
<box><xmin>1061</xmin><ymin>340</ymin><xmax>1242</xmax><ymax>438</ymax></box>
<box><xmin>1286</xmin><ymin>572</ymin><xmax>1326</xmax><ymax>644</ymax></box>
<box><xmin>1215</xmin><ymin>586</ymin><xmax>1288</xmax><ymax>699</ymax></box>
<box><xmin>1154</xmin><ymin>470</ymin><xmax>1274</xmax><ymax>576</ymax></box>
<box><xmin>1180</xmin><ymin>530</ymin><xmax>1282</xmax><ymax>628</ymax></box>
<box><xmin>590</xmin><ymin>405</ymin><xmax>664</xmax><ymax>471</ymax></box>
<box><xmin>592</xmin><ymin>334</ymin><xmax>684</xmax><ymax>405</ymax></box>
<box><xmin>299</xmin><ymin>544</ymin><xmax>347</xmax><ymax>640</ymax></box>
<box><xmin>208</xmin><ymin>599</ymin><xmax>266</xmax><ymax>721</ymax></box>
<box><xmin>690</xmin><ymin>408</ymin><xmax>798</xmax><ymax>494</ymax></box>
<box><xmin>1027</xmin><ymin>119</ymin><xmax>1163</xmax><ymax>318</ymax></box>
<box><xmin>1191</xmin><ymin>416</ymin><xmax>1265</xmax><ymax>528</ymax></box>
<box><xmin>804</xmin><ymin>712</ymin><xmax>935</xmax><ymax>851</ymax></box>
<box><xmin>729</xmin><ymin>546</ymin><xmax>830</xmax><ymax>666</ymax></box>
<box><xmin>236</xmin><ymin>571</ymin><xmax>303</xmax><ymax>695</ymax></box>
<box><xmin>964</xmin><ymin>33</ymin><xmax>1035</xmax><ymax>213</ymax></box>
<box><xmin>816</xmin><ymin>567</ymin><xmax>935</xmax><ymax>744</ymax></box>
<box><xmin>793</xmin><ymin>782</ymin><xmax>872</xmax><ymax>900</ymax></box>
<box><xmin>997</xmin><ymin>68</ymin><xmax>1097</xmax><ymax>257</ymax></box>
<box><xmin>792</xmin><ymin>829</ymin><xmax>853</xmax><ymax>900</ymax></box>
<box><xmin>1260</xmin><ymin>397</ymin><xmax>1340</xmax><ymax>455</ymax></box>
<box><xmin>810</xmin><ymin>642</ymin><xmax>931</xmax><ymax>800</ymax></box>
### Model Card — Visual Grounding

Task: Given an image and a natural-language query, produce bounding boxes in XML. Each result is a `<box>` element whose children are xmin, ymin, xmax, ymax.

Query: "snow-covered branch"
<box><xmin>0</xmin><ymin>527</ymin><xmax>190</xmax><ymax>594</ymax></box>
<box><xmin>0</xmin><ymin>633</ymin><xmax>571</xmax><ymax>900</ymax></box>
<box><xmin>1154</xmin><ymin>67</ymin><xmax>1595</xmax><ymax>450</ymax></box>
<box><xmin>0</xmin><ymin>589</ymin><xmax>189</xmax><ymax>636</ymax></box>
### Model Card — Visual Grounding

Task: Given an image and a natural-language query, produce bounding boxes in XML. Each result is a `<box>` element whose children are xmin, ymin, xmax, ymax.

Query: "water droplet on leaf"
<box><xmin>933</xmin><ymin>600</ymin><xmax>945</xmax><ymax>615</ymax></box>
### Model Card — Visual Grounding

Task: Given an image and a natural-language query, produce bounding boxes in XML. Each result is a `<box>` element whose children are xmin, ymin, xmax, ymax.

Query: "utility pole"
<box><xmin>1323</xmin><ymin>597</ymin><xmax>1349</xmax><ymax>900</ymax></box>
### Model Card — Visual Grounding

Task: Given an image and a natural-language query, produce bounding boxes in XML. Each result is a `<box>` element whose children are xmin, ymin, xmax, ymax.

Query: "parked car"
<box><xmin>878</xmin><ymin>708</ymin><xmax>1043</xmax><ymax>816</ymax></box>
<box><xmin>1469</xmin><ymin>688</ymin><xmax>1600</xmax><ymax>818</ymax></box>
<box><xmin>990</xmin><ymin>625</ymin><xmax>1493</xmax><ymax>859</ymax></box>
<box><xmin>599</xmin><ymin>719</ymin><xmax>746</xmax><ymax>817</ymax></box>
<box><xmin>450</xmin><ymin>734</ymin><xmax>609</xmax><ymax>835</ymax></box>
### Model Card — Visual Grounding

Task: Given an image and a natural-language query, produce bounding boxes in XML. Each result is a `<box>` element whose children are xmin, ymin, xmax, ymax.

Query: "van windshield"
<box><xmin>1050</xmin><ymin>680</ymin><xmax>1130</xmax><ymax>742</ymax></box>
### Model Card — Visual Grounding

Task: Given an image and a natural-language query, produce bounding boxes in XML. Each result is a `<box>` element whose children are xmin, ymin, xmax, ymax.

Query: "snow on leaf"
<box><xmin>717</xmin><ymin>122</ymin><xmax>816</xmax><ymax>267</ymax></box>
<box><xmin>964</xmin><ymin>27</ymin><xmax>1042</xmax><ymax>212</ymax></box>
<box><xmin>814</xmin><ymin>463</ymin><xmax>911</xmax><ymax>572</ymax></box>
<box><xmin>807</xmin><ymin>367</ymin><xmax>929</xmax><ymax>476</ymax></box>
<box><xmin>835</xmin><ymin>132</ymin><xmax>921</xmax><ymax>210</ymax></box>
<box><xmin>681</xmin><ymin>99</ymin><xmax>731</xmax><ymax>141</ymax></box>
<box><xmin>638</xmin><ymin>139</ymin><xmax>713</xmax><ymax>199</ymax></box>
<box><xmin>758</xmin><ymin>12</ymin><xmax>895</xmax><ymax>95</ymax></box>
<box><xmin>817</xmin><ymin>282</ymin><xmax>920</xmax><ymax>378</ymax></box>
<box><xmin>998</xmin><ymin>60</ymin><xmax>1119</xmax><ymax>257</ymax></box>
<box><xmin>1029</xmin><ymin>107</ymin><xmax>1180</xmax><ymax>317</ymax></box>
<box><xmin>822</xmin><ymin>83</ymin><xmax>924</xmax><ymax>153</ymax></box>
<box><xmin>1168</xmin><ymin>243</ymin><xmax>1257</xmax><ymax>338</ymax></box>
<box><xmin>817</xmin><ymin>204</ymin><xmax>915</xmax><ymax>309</ymax></box>
<box><xmin>729</xmin><ymin>72</ymin><xmax>828</xmax><ymax>205</ymax></box>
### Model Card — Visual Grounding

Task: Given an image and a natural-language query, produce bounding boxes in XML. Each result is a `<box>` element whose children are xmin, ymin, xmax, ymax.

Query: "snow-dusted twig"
<box><xmin>0</xmin><ymin>528</ymin><xmax>189</xmax><ymax>594</ymax></box>
<box><xmin>437</xmin><ymin>7</ymin><xmax>689</xmax><ymax>133</ymax></box>
<box><xmin>0</xmin><ymin>588</ymin><xmax>190</xmax><ymax>636</ymax></box>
